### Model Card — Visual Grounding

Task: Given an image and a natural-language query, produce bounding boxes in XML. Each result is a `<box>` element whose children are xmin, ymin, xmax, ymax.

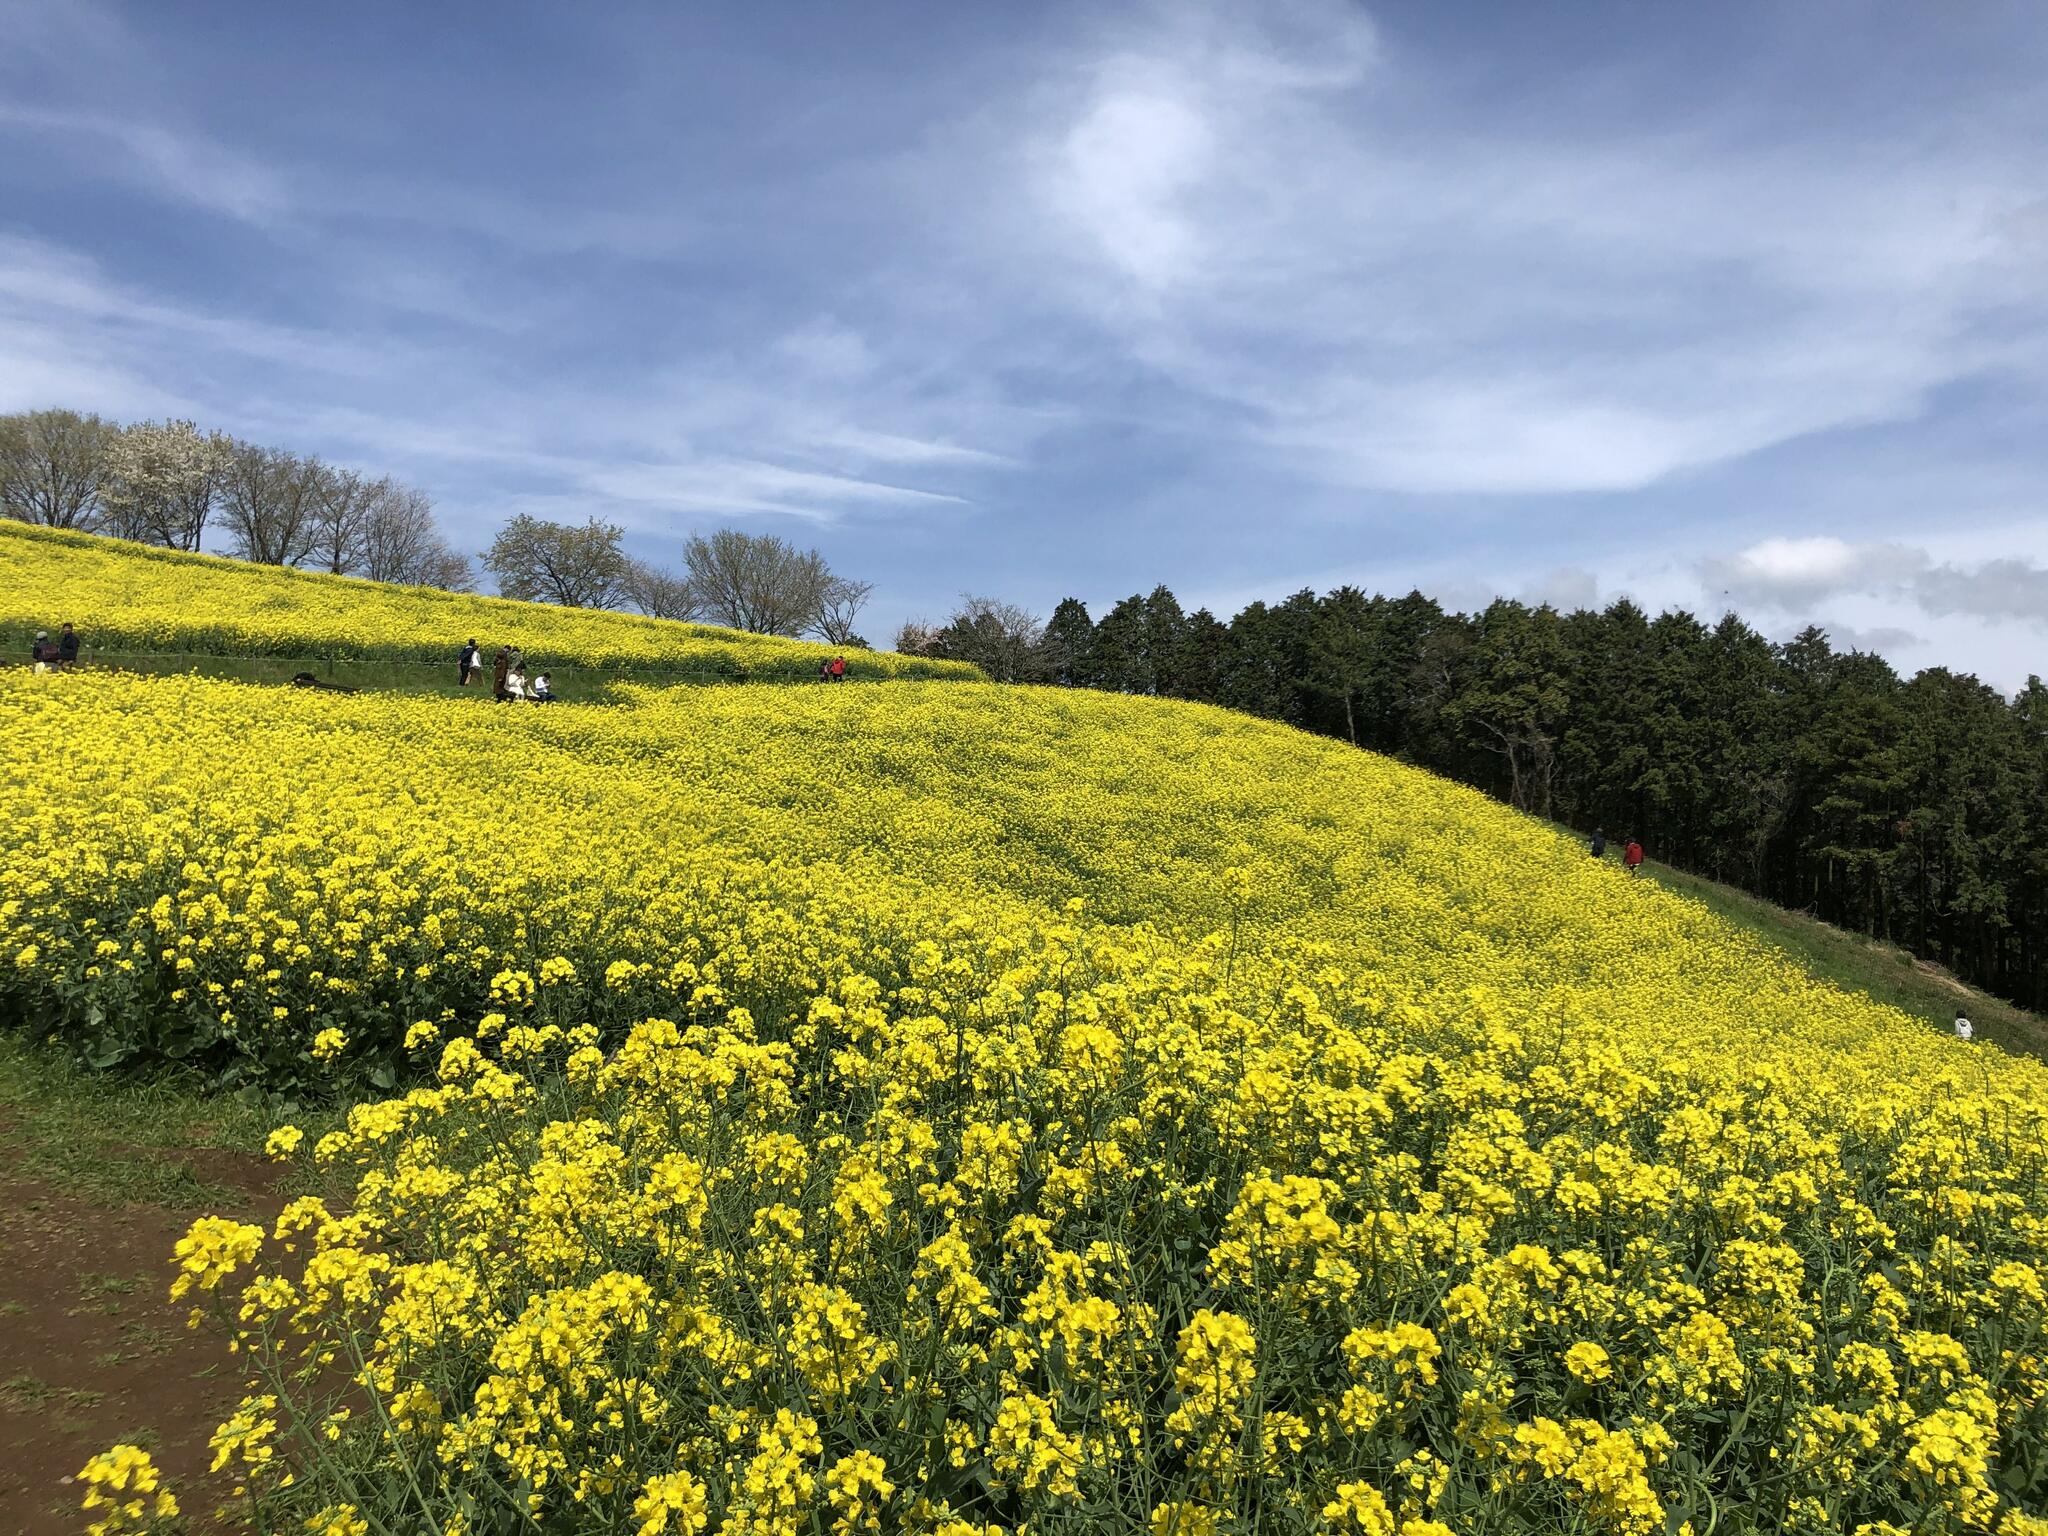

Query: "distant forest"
<box><xmin>911</xmin><ymin>586</ymin><xmax>2048</xmax><ymax>1012</ymax></box>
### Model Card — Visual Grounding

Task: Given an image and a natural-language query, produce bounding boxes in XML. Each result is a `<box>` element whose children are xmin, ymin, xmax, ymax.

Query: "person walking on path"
<box><xmin>460</xmin><ymin>638</ymin><xmax>480</xmax><ymax>686</ymax></box>
<box><xmin>1623</xmin><ymin>837</ymin><xmax>1645</xmax><ymax>876</ymax></box>
<box><xmin>492</xmin><ymin>645</ymin><xmax>511</xmax><ymax>701</ymax></box>
<box><xmin>57</xmin><ymin>622</ymin><xmax>79</xmax><ymax>669</ymax></box>
<box><xmin>829</xmin><ymin>655</ymin><xmax>848</xmax><ymax>683</ymax></box>
<box><xmin>1589</xmin><ymin>828</ymin><xmax>1606</xmax><ymax>859</ymax></box>
<box><xmin>29</xmin><ymin>630</ymin><xmax>56</xmax><ymax>673</ymax></box>
<box><xmin>819</xmin><ymin>657</ymin><xmax>833</xmax><ymax>683</ymax></box>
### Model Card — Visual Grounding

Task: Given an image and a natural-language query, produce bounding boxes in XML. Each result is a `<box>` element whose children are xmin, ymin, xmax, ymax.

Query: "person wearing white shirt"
<box><xmin>1954</xmin><ymin>1012</ymin><xmax>1974</xmax><ymax>1041</ymax></box>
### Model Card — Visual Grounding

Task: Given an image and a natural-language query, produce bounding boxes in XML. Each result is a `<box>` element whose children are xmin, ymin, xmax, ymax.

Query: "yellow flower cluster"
<box><xmin>0</xmin><ymin>520</ymin><xmax>977</xmax><ymax>679</ymax></box>
<box><xmin>14</xmin><ymin>663</ymin><xmax>2042</xmax><ymax>1532</ymax></box>
<box><xmin>76</xmin><ymin>1444</ymin><xmax>178</xmax><ymax>1536</ymax></box>
<box><xmin>174</xmin><ymin>944</ymin><xmax>2046</xmax><ymax>1535</ymax></box>
<box><xmin>2</xmin><ymin>667</ymin><xmax>2011</xmax><ymax>1106</ymax></box>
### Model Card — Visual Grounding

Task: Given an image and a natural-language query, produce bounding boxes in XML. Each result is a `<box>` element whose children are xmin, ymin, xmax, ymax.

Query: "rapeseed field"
<box><xmin>0</xmin><ymin>521</ymin><xmax>977</xmax><ymax>679</ymax></box>
<box><xmin>4</xmin><ymin>670</ymin><xmax>2043</xmax><ymax>1535</ymax></box>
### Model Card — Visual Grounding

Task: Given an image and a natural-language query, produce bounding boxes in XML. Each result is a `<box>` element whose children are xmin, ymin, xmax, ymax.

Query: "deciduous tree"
<box><xmin>310</xmin><ymin>468</ymin><xmax>383</xmax><ymax>575</ymax></box>
<box><xmin>622</xmin><ymin>561</ymin><xmax>699</xmax><ymax>621</ymax></box>
<box><xmin>361</xmin><ymin>483</ymin><xmax>471</xmax><ymax>589</ymax></box>
<box><xmin>101</xmin><ymin>419</ymin><xmax>232</xmax><ymax>551</ymax></box>
<box><xmin>219</xmin><ymin>442</ymin><xmax>325</xmax><ymax>566</ymax></box>
<box><xmin>933</xmin><ymin>595</ymin><xmax>1045</xmax><ymax>682</ymax></box>
<box><xmin>683</xmin><ymin>529</ymin><xmax>834</xmax><ymax>636</ymax></box>
<box><xmin>486</xmin><ymin>515</ymin><xmax>632</xmax><ymax>609</ymax></box>
<box><xmin>0</xmin><ymin>408</ymin><xmax>115</xmax><ymax>529</ymax></box>
<box><xmin>808</xmin><ymin>576</ymin><xmax>873</xmax><ymax>646</ymax></box>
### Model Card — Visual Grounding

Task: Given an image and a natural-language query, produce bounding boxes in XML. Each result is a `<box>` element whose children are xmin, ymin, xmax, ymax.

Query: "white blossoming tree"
<box><xmin>102</xmin><ymin>418</ymin><xmax>234</xmax><ymax>552</ymax></box>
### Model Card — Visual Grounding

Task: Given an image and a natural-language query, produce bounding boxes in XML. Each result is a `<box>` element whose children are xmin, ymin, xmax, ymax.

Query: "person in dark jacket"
<box><xmin>30</xmin><ymin>630</ymin><xmax>56</xmax><ymax>672</ymax></box>
<box><xmin>1589</xmin><ymin>828</ymin><xmax>1606</xmax><ymax>859</ymax></box>
<box><xmin>460</xmin><ymin>638</ymin><xmax>480</xmax><ymax>686</ymax></box>
<box><xmin>492</xmin><ymin>646</ymin><xmax>511</xmax><ymax>701</ymax></box>
<box><xmin>57</xmin><ymin>622</ymin><xmax>79</xmax><ymax>667</ymax></box>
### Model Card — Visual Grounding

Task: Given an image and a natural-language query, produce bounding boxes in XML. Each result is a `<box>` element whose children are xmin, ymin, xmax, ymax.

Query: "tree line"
<box><xmin>1</xmin><ymin>408</ymin><xmax>873</xmax><ymax>645</ymax></box>
<box><xmin>482</xmin><ymin>518</ymin><xmax>872</xmax><ymax>646</ymax></box>
<box><xmin>0</xmin><ymin>408</ymin><xmax>470</xmax><ymax>588</ymax></box>
<box><xmin>904</xmin><ymin>585</ymin><xmax>2048</xmax><ymax>1011</ymax></box>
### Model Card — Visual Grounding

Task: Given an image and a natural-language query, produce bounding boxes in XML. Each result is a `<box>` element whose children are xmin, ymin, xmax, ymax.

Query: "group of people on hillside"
<box><xmin>451</xmin><ymin>638</ymin><xmax>851</xmax><ymax>698</ymax></box>
<box><xmin>27</xmin><ymin>623</ymin><xmax>81</xmax><ymax>673</ymax></box>
<box><xmin>1589</xmin><ymin>828</ymin><xmax>1646</xmax><ymax>875</ymax></box>
<box><xmin>460</xmin><ymin>639</ymin><xmax>554</xmax><ymax>703</ymax></box>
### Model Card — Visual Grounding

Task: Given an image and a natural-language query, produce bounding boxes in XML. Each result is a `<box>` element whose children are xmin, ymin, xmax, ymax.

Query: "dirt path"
<box><xmin>0</xmin><ymin>1154</ymin><xmax>281</xmax><ymax>1534</ymax></box>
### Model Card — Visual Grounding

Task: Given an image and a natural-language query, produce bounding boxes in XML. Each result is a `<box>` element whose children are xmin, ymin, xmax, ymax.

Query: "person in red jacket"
<box><xmin>1623</xmin><ymin>837</ymin><xmax>1645</xmax><ymax>876</ymax></box>
<box><xmin>829</xmin><ymin>655</ymin><xmax>848</xmax><ymax>682</ymax></box>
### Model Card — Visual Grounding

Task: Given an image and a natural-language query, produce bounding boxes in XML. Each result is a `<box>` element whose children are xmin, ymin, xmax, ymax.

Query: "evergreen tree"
<box><xmin>1182</xmin><ymin>609</ymin><xmax>1230</xmax><ymax>704</ymax></box>
<box><xmin>1794</xmin><ymin>649</ymin><xmax>1910</xmax><ymax>935</ymax></box>
<box><xmin>1089</xmin><ymin>595</ymin><xmax>1151</xmax><ymax>694</ymax></box>
<box><xmin>1039</xmin><ymin>598</ymin><xmax>1096</xmax><ymax>686</ymax></box>
<box><xmin>1141</xmin><ymin>585</ymin><xmax>1192</xmax><ymax>697</ymax></box>
<box><xmin>1442</xmin><ymin>601</ymin><xmax>1571</xmax><ymax>817</ymax></box>
<box><xmin>1310</xmin><ymin>586</ymin><xmax>1377</xmax><ymax>746</ymax></box>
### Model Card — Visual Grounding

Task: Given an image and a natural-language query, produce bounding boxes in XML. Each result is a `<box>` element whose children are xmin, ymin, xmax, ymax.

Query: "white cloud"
<box><xmin>816</xmin><ymin>426</ymin><xmax>1014</xmax><ymax>468</ymax></box>
<box><xmin>772</xmin><ymin>320</ymin><xmax>876</xmax><ymax>379</ymax></box>
<box><xmin>1695</xmin><ymin>536</ymin><xmax>2048</xmax><ymax>637</ymax></box>
<box><xmin>998</xmin><ymin>0</ymin><xmax>2047</xmax><ymax>496</ymax></box>
<box><xmin>575</xmin><ymin>459</ymin><xmax>969</xmax><ymax>524</ymax></box>
<box><xmin>1046</xmin><ymin>72</ymin><xmax>1216</xmax><ymax>290</ymax></box>
<box><xmin>1826</xmin><ymin>623</ymin><xmax>1924</xmax><ymax>654</ymax></box>
<box><xmin>1525</xmin><ymin>566</ymin><xmax>1600</xmax><ymax>612</ymax></box>
<box><xmin>1698</xmin><ymin>537</ymin><xmax>1931</xmax><ymax>610</ymax></box>
<box><xmin>1915</xmin><ymin>557</ymin><xmax>2048</xmax><ymax>626</ymax></box>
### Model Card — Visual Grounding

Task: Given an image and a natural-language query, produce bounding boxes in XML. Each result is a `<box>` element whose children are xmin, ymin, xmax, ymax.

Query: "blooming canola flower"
<box><xmin>0</xmin><ymin>520</ymin><xmax>977</xmax><ymax>679</ymax></box>
<box><xmin>5</xmin><ymin>665</ymin><xmax>2040</xmax><ymax>1535</ymax></box>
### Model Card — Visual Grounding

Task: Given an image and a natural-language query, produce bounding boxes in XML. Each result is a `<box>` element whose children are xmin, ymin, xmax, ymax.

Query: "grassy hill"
<box><xmin>4</xmin><ymin>656</ymin><xmax>2046</xmax><ymax>1529</ymax></box>
<box><xmin>1640</xmin><ymin>859</ymin><xmax>2045</xmax><ymax>1058</ymax></box>
<box><xmin>0</xmin><ymin>520</ymin><xmax>979</xmax><ymax>681</ymax></box>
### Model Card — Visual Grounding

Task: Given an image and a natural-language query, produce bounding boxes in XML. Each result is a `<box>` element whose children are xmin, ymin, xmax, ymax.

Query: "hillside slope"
<box><xmin>1641</xmin><ymin>858</ymin><xmax>2045</xmax><ymax>1057</ymax></box>
<box><xmin>7</xmin><ymin>669</ymin><xmax>2048</xmax><ymax>1534</ymax></box>
<box><xmin>0</xmin><ymin>521</ymin><xmax>978</xmax><ymax>680</ymax></box>
<box><xmin>2</xmin><ymin>669</ymin><xmax>2031</xmax><ymax>1107</ymax></box>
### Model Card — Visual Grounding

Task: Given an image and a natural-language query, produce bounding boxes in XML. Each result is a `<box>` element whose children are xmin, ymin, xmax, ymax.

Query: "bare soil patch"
<box><xmin>0</xmin><ymin>1147</ymin><xmax>280</xmax><ymax>1534</ymax></box>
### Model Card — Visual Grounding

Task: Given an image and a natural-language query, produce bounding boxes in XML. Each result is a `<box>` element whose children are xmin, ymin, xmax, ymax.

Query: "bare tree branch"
<box><xmin>623</xmin><ymin>560</ymin><xmax>700</xmax><ymax>621</ymax></box>
<box><xmin>0</xmin><ymin>409</ymin><xmax>115</xmax><ymax>529</ymax></box>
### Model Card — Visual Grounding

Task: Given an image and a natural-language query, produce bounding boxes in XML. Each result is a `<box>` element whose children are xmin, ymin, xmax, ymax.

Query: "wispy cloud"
<box><xmin>0</xmin><ymin>235</ymin><xmax>416</xmax><ymax>378</ymax></box>
<box><xmin>0</xmin><ymin>105</ymin><xmax>294</xmax><ymax>225</ymax></box>
<box><xmin>575</xmin><ymin>459</ymin><xmax>970</xmax><ymax>524</ymax></box>
<box><xmin>994</xmin><ymin>0</ymin><xmax>2047</xmax><ymax>495</ymax></box>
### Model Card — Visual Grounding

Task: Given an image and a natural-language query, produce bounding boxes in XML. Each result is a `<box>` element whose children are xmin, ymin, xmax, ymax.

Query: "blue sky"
<box><xmin>4</xmin><ymin>0</ymin><xmax>2046</xmax><ymax>684</ymax></box>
